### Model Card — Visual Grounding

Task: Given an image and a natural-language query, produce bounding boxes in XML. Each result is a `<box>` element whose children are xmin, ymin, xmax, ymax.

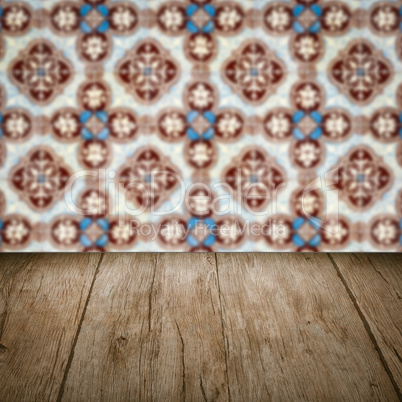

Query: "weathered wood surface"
<box><xmin>330</xmin><ymin>253</ymin><xmax>402</xmax><ymax>396</ymax></box>
<box><xmin>0</xmin><ymin>252</ymin><xmax>401</xmax><ymax>402</ymax></box>
<box><xmin>0</xmin><ymin>253</ymin><xmax>101</xmax><ymax>402</ymax></box>
<box><xmin>60</xmin><ymin>253</ymin><xmax>227</xmax><ymax>402</ymax></box>
<box><xmin>216</xmin><ymin>253</ymin><xmax>398</xmax><ymax>401</ymax></box>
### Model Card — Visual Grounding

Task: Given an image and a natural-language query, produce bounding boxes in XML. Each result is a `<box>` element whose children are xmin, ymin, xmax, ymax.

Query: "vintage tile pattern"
<box><xmin>0</xmin><ymin>0</ymin><xmax>401</xmax><ymax>252</ymax></box>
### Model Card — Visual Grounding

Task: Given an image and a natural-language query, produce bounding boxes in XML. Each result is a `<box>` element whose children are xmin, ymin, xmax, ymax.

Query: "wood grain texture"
<box><xmin>216</xmin><ymin>253</ymin><xmax>398</xmax><ymax>401</ymax></box>
<box><xmin>330</xmin><ymin>253</ymin><xmax>402</xmax><ymax>395</ymax></box>
<box><xmin>0</xmin><ymin>253</ymin><xmax>101</xmax><ymax>402</ymax></box>
<box><xmin>61</xmin><ymin>253</ymin><xmax>227</xmax><ymax>402</ymax></box>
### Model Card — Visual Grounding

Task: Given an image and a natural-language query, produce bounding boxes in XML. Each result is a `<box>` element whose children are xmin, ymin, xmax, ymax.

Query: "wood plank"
<box><xmin>330</xmin><ymin>253</ymin><xmax>402</xmax><ymax>396</ymax></box>
<box><xmin>216</xmin><ymin>253</ymin><xmax>398</xmax><ymax>401</ymax></box>
<box><xmin>61</xmin><ymin>253</ymin><xmax>227</xmax><ymax>402</ymax></box>
<box><xmin>0</xmin><ymin>253</ymin><xmax>101</xmax><ymax>402</ymax></box>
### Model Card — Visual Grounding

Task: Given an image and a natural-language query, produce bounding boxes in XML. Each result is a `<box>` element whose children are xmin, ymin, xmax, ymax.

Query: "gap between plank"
<box><xmin>56</xmin><ymin>253</ymin><xmax>105</xmax><ymax>402</ymax></box>
<box><xmin>148</xmin><ymin>254</ymin><xmax>158</xmax><ymax>333</ymax></box>
<box><xmin>214</xmin><ymin>253</ymin><xmax>231</xmax><ymax>402</ymax></box>
<box><xmin>327</xmin><ymin>253</ymin><xmax>402</xmax><ymax>400</ymax></box>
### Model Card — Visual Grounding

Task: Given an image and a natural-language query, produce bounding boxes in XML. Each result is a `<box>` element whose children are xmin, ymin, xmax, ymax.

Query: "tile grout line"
<box><xmin>214</xmin><ymin>253</ymin><xmax>231</xmax><ymax>402</ymax></box>
<box><xmin>56</xmin><ymin>253</ymin><xmax>105</xmax><ymax>402</ymax></box>
<box><xmin>327</xmin><ymin>253</ymin><xmax>402</xmax><ymax>400</ymax></box>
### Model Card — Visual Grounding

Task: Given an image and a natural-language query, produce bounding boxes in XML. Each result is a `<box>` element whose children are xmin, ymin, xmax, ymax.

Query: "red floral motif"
<box><xmin>108</xmin><ymin>108</ymin><xmax>138</xmax><ymax>142</ymax></box>
<box><xmin>214</xmin><ymin>217</ymin><xmax>246</xmax><ymax>250</ymax></box>
<box><xmin>156</xmin><ymin>1</ymin><xmax>245</xmax><ymax>63</ymax></box>
<box><xmin>49</xmin><ymin>80</ymin><xmax>139</xmax><ymax>170</ymax></box>
<box><xmin>289</xmin><ymin>188</ymin><xmax>325</xmax><ymax>252</ymax></box>
<box><xmin>2</xmin><ymin>110</ymin><xmax>33</xmax><ymax>142</ymax></box>
<box><xmin>291</xmin><ymin>81</ymin><xmax>324</xmax><ymax>112</ymax></box>
<box><xmin>291</xmin><ymin>188</ymin><xmax>325</xmax><ymax>219</ymax></box>
<box><xmin>321</xmin><ymin>110</ymin><xmax>352</xmax><ymax>142</ymax></box>
<box><xmin>49</xmin><ymin>215</ymin><xmax>138</xmax><ymax>252</ymax></box>
<box><xmin>367</xmin><ymin>85</ymin><xmax>402</xmax><ymax>169</ymax></box>
<box><xmin>329</xmin><ymin>40</ymin><xmax>394</xmax><ymax>105</ymax></box>
<box><xmin>155</xmin><ymin>80</ymin><xmax>245</xmax><ymax>174</ymax></box>
<box><xmin>291</xmin><ymin>138</ymin><xmax>324</xmax><ymax>170</ymax></box>
<box><xmin>50</xmin><ymin>3</ymin><xmax>81</xmax><ymax>34</ymax></box>
<box><xmin>78</xmin><ymin>139</ymin><xmax>111</xmax><ymax>169</ymax></box>
<box><xmin>50</xmin><ymin>1</ymin><xmax>139</xmax><ymax>63</ymax></box>
<box><xmin>330</xmin><ymin>146</ymin><xmax>393</xmax><ymax>211</ymax></box>
<box><xmin>51</xmin><ymin>108</ymin><xmax>82</xmax><ymax>142</ymax></box>
<box><xmin>107</xmin><ymin>219</ymin><xmax>138</xmax><ymax>250</ymax></box>
<box><xmin>368</xmin><ymin>2</ymin><xmax>402</xmax><ymax>60</ymax></box>
<box><xmin>222</xmin><ymin>40</ymin><xmax>287</xmax><ymax>105</ymax></box>
<box><xmin>0</xmin><ymin>0</ymin><xmax>400</xmax><ymax>252</ymax></box>
<box><xmin>108</xmin><ymin>4</ymin><xmax>138</xmax><ymax>34</ymax></box>
<box><xmin>79</xmin><ymin>81</ymin><xmax>111</xmax><ymax>111</ymax></box>
<box><xmin>51</xmin><ymin>2</ymin><xmax>138</xmax><ymax>35</ymax></box>
<box><xmin>321</xmin><ymin>3</ymin><xmax>352</xmax><ymax>35</ymax></box>
<box><xmin>156</xmin><ymin>4</ymin><xmax>187</xmax><ymax>34</ymax></box>
<box><xmin>222</xmin><ymin>147</ymin><xmax>287</xmax><ymax>212</ymax></box>
<box><xmin>265</xmin><ymin>1</ymin><xmax>352</xmax><ymax>36</ymax></box>
<box><xmin>49</xmin><ymin>216</ymin><xmax>81</xmax><ymax>250</ymax></box>
<box><xmin>369</xmin><ymin>108</ymin><xmax>400</xmax><ymax>143</ymax></box>
<box><xmin>263</xmin><ymin>108</ymin><xmax>293</xmax><ymax>142</ymax></box>
<box><xmin>291</xmin><ymin>33</ymin><xmax>323</xmax><ymax>64</ymax></box>
<box><xmin>262</xmin><ymin>188</ymin><xmax>354</xmax><ymax>251</ymax></box>
<box><xmin>263</xmin><ymin>3</ymin><xmax>293</xmax><ymax>34</ymax></box>
<box><xmin>367</xmin><ymin>189</ymin><xmax>402</xmax><ymax>252</ymax></box>
<box><xmin>156</xmin><ymin>216</ymin><xmax>188</xmax><ymax>250</ymax></box>
<box><xmin>9</xmin><ymin>146</ymin><xmax>72</xmax><ymax>211</ymax></box>
<box><xmin>80</xmin><ymin>33</ymin><xmax>111</xmax><ymax>63</ymax></box>
<box><xmin>155</xmin><ymin>183</ymin><xmax>246</xmax><ymax>251</ymax></box>
<box><xmin>263</xmin><ymin>1</ymin><xmax>352</xmax><ymax>63</ymax></box>
<box><xmin>116</xmin><ymin>147</ymin><xmax>181</xmax><ymax>211</ymax></box>
<box><xmin>49</xmin><ymin>187</ymin><xmax>138</xmax><ymax>251</ymax></box>
<box><xmin>155</xmin><ymin>215</ymin><xmax>246</xmax><ymax>252</ymax></box>
<box><xmin>369</xmin><ymin>3</ymin><xmax>400</xmax><ymax>35</ymax></box>
<box><xmin>186</xmin><ymin>33</ymin><xmax>217</xmax><ymax>63</ymax></box>
<box><xmin>186</xmin><ymin>185</ymin><xmax>214</xmax><ymax>217</ymax></box>
<box><xmin>157</xmin><ymin>109</ymin><xmax>188</xmax><ymax>142</ymax></box>
<box><xmin>215</xmin><ymin>4</ymin><xmax>244</xmax><ymax>34</ymax></box>
<box><xmin>0</xmin><ymin>1</ymin><xmax>34</xmax><ymax>63</ymax></box>
<box><xmin>1</xmin><ymin>3</ymin><xmax>32</xmax><ymax>35</ymax></box>
<box><xmin>320</xmin><ymin>217</ymin><xmax>352</xmax><ymax>250</ymax></box>
<box><xmin>115</xmin><ymin>39</ymin><xmax>180</xmax><ymax>104</ymax></box>
<box><xmin>1</xmin><ymin>214</ymin><xmax>33</xmax><ymax>250</ymax></box>
<box><xmin>262</xmin><ymin>80</ymin><xmax>353</xmax><ymax>172</ymax></box>
<box><xmin>9</xmin><ymin>40</ymin><xmax>73</xmax><ymax>105</ymax></box>
<box><xmin>368</xmin><ymin>215</ymin><xmax>401</xmax><ymax>250</ymax></box>
<box><xmin>261</xmin><ymin>214</ymin><xmax>294</xmax><ymax>250</ymax></box>
<box><xmin>185</xmin><ymin>138</ymin><xmax>217</xmax><ymax>170</ymax></box>
<box><xmin>215</xmin><ymin>110</ymin><xmax>245</xmax><ymax>142</ymax></box>
<box><xmin>77</xmin><ymin>188</ymin><xmax>109</xmax><ymax>218</ymax></box>
<box><xmin>185</xmin><ymin>81</ymin><xmax>217</xmax><ymax>111</ymax></box>
<box><xmin>0</xmin><ymin>193</ymin><xmax>32</xmax><ymax>252</ymax></box>
<box><xmin>0</xmin><ymin>84</ymin><xmax>34</xmax><ymax>167</ymax></box>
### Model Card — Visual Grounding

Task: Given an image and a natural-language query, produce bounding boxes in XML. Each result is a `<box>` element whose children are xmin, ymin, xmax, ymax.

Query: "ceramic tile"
<box><xmin>0</xmin><ymin>0</ymin><xmax>401</xmax><ymax>252</ymax></box>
